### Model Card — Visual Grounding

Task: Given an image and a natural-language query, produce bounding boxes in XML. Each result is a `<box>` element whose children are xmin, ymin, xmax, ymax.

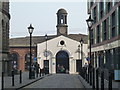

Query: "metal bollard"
<box><xmin>39</xmin><ymin>69</ymin><xmax>41</xmax><ymax>77</ymax></box>
<box><xmin>96</xmin><ymin>69</ymin><xmax>99</xmax><ymax>90</ymax></box>
<box><xmin>92</xmin><ymin>68</ymin><xmax>95</xmax><ymax>89</ymax></box>
<box><xmin>108</xmin><ymin>72</ymin><xmax>112</xmax><ymax>90</ymax></box>
<box><xmin>90</xmin><ymin>68</ymin><xmax>92</xmax><ymax>85</ymax></box>
<box><xmin>2</xmin><ymin>72</ymin><xmax>4</xmax><ymax>90</ymax></box>
<box><xmin>12</xmin><ymin>71</ymin><xmax>14</xmax><ymax>86</ymax></box>
<box><xmin>87</xmin><ymin>68</ymin><xmax>90</xmax><ymax>83</ymax></box>
<box><xmin>20</xmin><ymin>70</ymin><xmax>22</xmax><ymax>84</ymax></box>
<box><xmin>101</xmin><ymin>71</ymin><xmax>104</xmax><ymax>90</ymax></box>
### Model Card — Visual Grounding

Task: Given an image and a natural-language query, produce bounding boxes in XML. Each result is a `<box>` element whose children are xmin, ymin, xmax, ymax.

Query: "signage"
<box><xmin>86</xmin><ymin>57</ymin><xmax>90</xmax><ymax>61</ymax></box>
<box><xmin>34</xmin><ymin>57</ymin><xmax>37</xmax><ymax>61</ymax></box>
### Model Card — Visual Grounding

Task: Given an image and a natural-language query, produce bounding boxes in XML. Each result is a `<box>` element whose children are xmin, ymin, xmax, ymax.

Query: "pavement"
<box><xmin>3</xmin><ymin>71</ymin><xmax>119</xmax><ymax>89</ymax></box>
<box><xmin>3</xmin><ymin>71</ymin><xmax>51</xmax><ymax>90</ymax></box>
<box><xmin>3</xmin><ymin>72</ymin><xmax>92</xmax><ymax>90</ymax></box>
<box><xmin>79</xmin><ymin>73</ymin><xmax>120</xmax><ymax>90</ymax></box>
<box><xmin>23</xmin><ymin>74</ymin><xmax>86</xmax><ymax>88</ymax></box>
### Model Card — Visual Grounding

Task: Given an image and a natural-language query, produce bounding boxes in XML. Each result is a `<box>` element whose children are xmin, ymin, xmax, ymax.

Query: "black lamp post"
<box><xmin>86</xmin><ymin>15</ymin><xmax>94</xmax><ymax>86</ymax></box>
<box><xmin>28</xmin><ymin>24</ymin><xmax>34</xmax><ymax>79</ymax></box>
<box><xmin>45</xmin><ymin>34</ymin><xmax>48</xmax><ymax>60</ymax></box>
<box><xmin>78</xmin><ymin>45</ymin><xmax>80</xmax><ymax>60</ymax></box>
<box><xmin>80</xmin><ymin>38</ymin><xmax>84</xmax><ymax>61</ymax></box>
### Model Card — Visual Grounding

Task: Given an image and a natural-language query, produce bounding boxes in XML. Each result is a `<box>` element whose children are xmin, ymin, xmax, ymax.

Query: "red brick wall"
<box><xmin>9</xmin><ymin>47</ymin><xmax>36</xmax><ymax>72</ymax></box>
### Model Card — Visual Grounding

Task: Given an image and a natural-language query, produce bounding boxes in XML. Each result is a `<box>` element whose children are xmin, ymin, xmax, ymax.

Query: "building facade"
<box><xmin>87</xmin><ymin>0</ymin><xmax>120</xmax><ymax>79</ymax></box>
<box><xmin>0</xmin><ymin>1</ymin><xmax>11</xmax><ymax>76</ymax></box>
<box><xmin>9</xmin><ymin>9</ymin><xmax>88</xmax><ymax>74</ymax></box>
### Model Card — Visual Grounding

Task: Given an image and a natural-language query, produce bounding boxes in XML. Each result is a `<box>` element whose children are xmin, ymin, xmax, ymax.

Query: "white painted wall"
<box><xmin>37</xmin><ymin>35</ymin><xmax>88</xmax><ymax>74</ymax></box>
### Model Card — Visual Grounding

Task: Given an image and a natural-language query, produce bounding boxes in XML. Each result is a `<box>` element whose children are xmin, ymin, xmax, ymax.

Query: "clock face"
<box><xmin>44</xmin><ymin>51</ymin><xmax>50</xmax><ymax>57</ymax></box>
<box><xmin>59</xmin><ymin>27</ymin><xmax>66</xmax><ymax>34</ymax></box>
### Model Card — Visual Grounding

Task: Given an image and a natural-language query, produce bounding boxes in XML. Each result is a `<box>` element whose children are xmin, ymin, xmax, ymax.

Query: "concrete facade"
<box><xmin>37</xmin><ymin>35</ymin><xmax>88</xmax><ymax>74</ymax></box>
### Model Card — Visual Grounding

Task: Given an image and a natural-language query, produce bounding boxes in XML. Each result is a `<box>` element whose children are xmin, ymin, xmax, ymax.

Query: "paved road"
<box><xmin>24</xmin><ymin>74</ymin><xmax>85</xmax><ymax>88</ymax></box>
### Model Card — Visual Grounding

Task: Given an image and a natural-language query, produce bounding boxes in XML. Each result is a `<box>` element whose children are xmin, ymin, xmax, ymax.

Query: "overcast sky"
<box><xmin>10</xmin><ymin>0</ymin><xmax>88</xmax><ymax>38</ymax></box>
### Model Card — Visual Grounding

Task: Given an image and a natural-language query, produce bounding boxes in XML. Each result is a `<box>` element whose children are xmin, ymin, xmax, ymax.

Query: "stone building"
<box><xmin>9</xmin><ymin>8</ymin><xmax>88</xmax><ymax>74</ymax></box>
<box><xmin>0</xmin><ymin>1</ymin><xmax>11</xmax><ymax>76</ymax></box>
<box><xmin>87</xmin><ymin>1</ymin><xmax>120</xmax><ymax>80</ymax></box>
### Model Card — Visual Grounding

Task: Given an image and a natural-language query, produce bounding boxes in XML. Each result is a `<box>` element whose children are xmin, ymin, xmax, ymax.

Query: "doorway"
<box><xmin>44</xmin><ymin>60</ymin><xmax>49</xmax><ymax>74</ymax></box>
<box><xmin>56</xmin><ymin>50</ymin><xmax>69</xmax><ymax>73</ymax></box>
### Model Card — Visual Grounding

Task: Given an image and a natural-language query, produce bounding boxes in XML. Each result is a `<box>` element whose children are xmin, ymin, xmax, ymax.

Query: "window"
<box><xmin>100</xmin><ymin>2</ymin><xmax>104</xmax><ymax>19</ymax></box>
<box><xmin>91</xmin><ymin>30</ymin><xmax>94</xmax><ymax>45</ymax></box>
<box><xmin>111</xmin><ymin>12</ymin><xmax>116</xmax><ymax>37</ymax></box>
<box><xmin>25</xmin><ymin>53</ymin><xmax>30</xmax><ymax>70</ymax></box>
<box><xmin>61</xmin><ymin>19</ymin><xmax>63</xmax><ymax>24</ymax></box>
<box><xmin>103</xmin><ymin>20</ymin><xmax>107</xmax><ymax>40</ymax></box>
<box><xmin>10</xmin><ymin>53</ymin><xmax>19</xmax><ymax>71</ymax></box>
<box><xmin>90</xmin><ymin>1</ymin><xmax>94</xmax><ymax>8</ymax></box>
<box><xmin>93</xmin><ymin>6</ymin><xmax>97</xmax><ymax>23</ymax></box>
<box><xmin>60</xmin><ymin>40</ymin><xmax>65</xmax><ymax>45</ymax></box>
<box><xmin>107</xmin><ymin>2</ymin><xmax>111</xmax><ymax>13</ymax></box>
<box><xmin>97</xmin><ymin>25</ymin><xmax>100</xmax><ymax>43</ymax></box>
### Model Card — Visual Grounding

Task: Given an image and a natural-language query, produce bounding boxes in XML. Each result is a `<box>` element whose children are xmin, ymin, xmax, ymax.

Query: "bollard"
<box><xmin>90</xmin><ymin>68</ymin><xmax>92</xmax><ymax>85</ymax></box>
<box><xmin>96</xmin><ymin>69</ymin><xmax>99</xmax><ymax>90</ymax></box>
<box><xmin>20</xmin><ymin>70</ymin><xmax>22</xmax><ymax>84</ymax></box>
<box><xmin>108</xmin><ymin>72</ymin><xmax>112</xmax><ymax>90</ymax></box>
<box><xmin>2</xmin><ymin>72</ymin><xmax>4</xmax><ymax>90</ymax></box>
<box><xmin>101</xmin><ymin>71</ymin><xmax>104</xmax><ymax>90</ymax></box>
<box><xmin>92</xmin><ymin>68</ymin><xmax>95</xmax><ymax>89</ymax></box>
<box><xmin>12</xmin><ymin>71</ymin><xmax>14</xmax><ymax>86</ymax></box>
<box><xmin>87</xmin><ymin>68</ymin><xmax>90</xmax><ymax>83</ymax></box>
<box><xmin>39</xmin><ymin>69</ymin><xmax>41</xmax><ymax>77</ymax></box>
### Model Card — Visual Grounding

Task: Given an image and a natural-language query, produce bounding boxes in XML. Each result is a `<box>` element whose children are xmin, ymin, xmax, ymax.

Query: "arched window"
<box><xmin>10</xmin><ymin>53</ymin><xmax>18</xmax><ymax>71</ymax></box>
<box><xmin>25</xmin><ymin>53</ymin><xmax>30</xmax><ymax>70</ymax></box>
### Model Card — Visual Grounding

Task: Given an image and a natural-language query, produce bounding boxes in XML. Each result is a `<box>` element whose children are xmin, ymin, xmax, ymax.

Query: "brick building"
<box><xmin>9</xmin><ymin>9</ymin><xmax>88</xmax><ymax>73</ymax></box>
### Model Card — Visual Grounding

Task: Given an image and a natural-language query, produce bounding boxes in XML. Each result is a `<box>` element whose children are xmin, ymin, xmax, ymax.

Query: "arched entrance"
<box><xmin>56</xmin><ymin>50</ymin><xmax>69</xmax><ymax>73</ymax></box>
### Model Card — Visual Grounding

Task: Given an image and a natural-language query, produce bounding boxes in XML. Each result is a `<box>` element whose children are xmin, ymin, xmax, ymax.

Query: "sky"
<box><xmin>10</xmin><ymin>0</ymin><xmax>88</xmax><ymax>38</ymax></box>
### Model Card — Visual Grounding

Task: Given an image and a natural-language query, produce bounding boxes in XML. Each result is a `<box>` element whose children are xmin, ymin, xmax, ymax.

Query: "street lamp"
<box><xmin>78</xmin><ymin>45</ymin><xmax>80</xmax><ymax>60</ymax></box>
<box><xmin>80</xmin><ymin>38</ymin><xmax>84</xmax><ymax>61</ymax></box>
<box><xmin>28</xmin><ymin>24</ymin><xmax>34</xmax><ymax>79</ymax></box>
<box><xmin>44</xmin><ymin>34</ymin><xmax>48</xmax><ymax>74</ymax></box>
<box><xmin>45</xmin><ymin>34</ymin><xmax>48</xmax><ymax>60</ymax></box>
<box><xmin>86</xmin><ymin>15</ymin><xmax>94</xmax><ymax>86</ymax></box>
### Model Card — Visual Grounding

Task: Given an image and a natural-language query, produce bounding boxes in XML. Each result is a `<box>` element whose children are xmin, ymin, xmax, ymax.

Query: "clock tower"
<box><xmin>56</xmin><ymin>8</ymin><xmax>68</xmax><ymax>35</ymax></box>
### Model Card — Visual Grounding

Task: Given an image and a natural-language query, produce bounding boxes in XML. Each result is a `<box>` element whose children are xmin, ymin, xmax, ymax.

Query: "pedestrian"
<box><xmin>36</xmin><ymin>63</ymin><xmax>40</xmax><ymax>77</ymax></box>
<box><xmin>83</xmin><ymin>63</ymin><xmax>88</xmax><ymax>79</ymax></box>
<box><xmin>31</xmin><ymin>64</ymin><xmax>35</xmax><ymax>79</ymax></box>
<box><xmin>61</xmin><ymin>66</ymin><xmax>65</xmax><ymax>73</ymax></box>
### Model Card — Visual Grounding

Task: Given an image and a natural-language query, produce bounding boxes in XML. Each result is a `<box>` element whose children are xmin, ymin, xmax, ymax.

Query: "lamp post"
<box><xmin>80</xmin><ymin>38</ymin><xmax>84</xmax><ymax>61</ymax></box>
<box><xmin>45</xmin><ymin>34</ymin><xmax>48</xmax><ymax>60</ymax></box>
<box><xmin>78</xmin><ymin>45</ymin><xmax>80</xmax><ymax>60</ymax></box>
<box><xmin>44</xmin><ymin>34</ymin><xmax>48</xmax><ymax>74</ymax></box>
<box><xmin>28</xmin><ymin>24</ymin><xmax>34</xmax><ymax>79</ymax></box>
<box><xmin>86</xmin><ymin>15</ymin><xmax>94</xmax><ymax>86</ymax></box>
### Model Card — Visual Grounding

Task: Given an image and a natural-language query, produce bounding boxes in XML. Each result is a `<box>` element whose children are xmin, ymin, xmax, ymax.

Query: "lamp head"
<box><xmin>80</xmin><ymin>38</ymin><xmax>84</xmax><ymax>44</ymax></box>
<box><xmin>45</xmin><ymin>34</ymin><xmax>48</xmax><ymax>40</ymax></box>
<box><xmin>28</xmin><ymin>24</ymin><xmax>34</xmax><ymax>34</ymax></box>
<box><xmin>86</xmin><ymin>15</ymin><xmax>94</xmax><ymax>29</ymax></box>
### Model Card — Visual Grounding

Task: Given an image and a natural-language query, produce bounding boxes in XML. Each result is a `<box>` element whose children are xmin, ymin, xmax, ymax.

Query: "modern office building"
<box><xmin>87</xmin><ymin>1</ymin><xmax>120</xmax><ymax>79</ymax></box>
<box><xmin>0</xmin><ymin>1</ymin><xmax>11</xmax><ymax>76</ymax></box>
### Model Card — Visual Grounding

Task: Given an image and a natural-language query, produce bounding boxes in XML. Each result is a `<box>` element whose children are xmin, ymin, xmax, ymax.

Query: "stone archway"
<box><xmin>56</xmin><ymin>50</ymin><xmax>69</xmax><ymax>73</ymax></box>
